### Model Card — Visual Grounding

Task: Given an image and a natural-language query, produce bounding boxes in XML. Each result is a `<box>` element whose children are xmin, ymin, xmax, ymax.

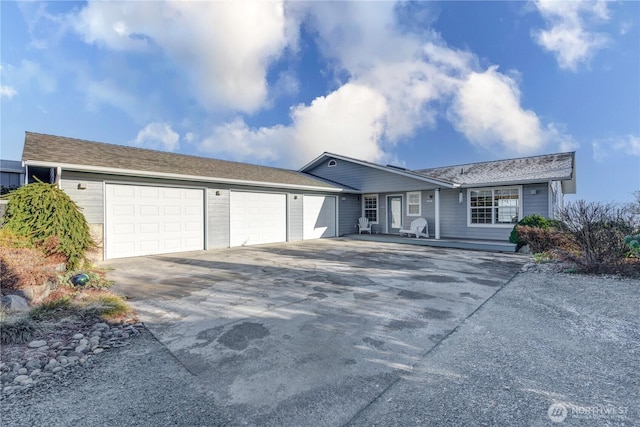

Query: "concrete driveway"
<box><xmin>105</xmin><ymin>239</ymin><xmax>525</xmax><ymax>426</ymax></box>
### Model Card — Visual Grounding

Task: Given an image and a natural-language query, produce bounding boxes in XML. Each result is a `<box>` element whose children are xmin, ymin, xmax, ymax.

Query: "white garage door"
<box><xmin>105</xmin><ymin>184</ymin><xmax>204</xmax><ymax>259</ymax></box>
<box><xmin>230</xmin><ymin>192</ymin><xmax>287</xmax><ymax>247</ymax></box>
<box><xmin>303</xmin><ymin>195</ymin><xmax>337</xmax><ymax>240</ymax></box>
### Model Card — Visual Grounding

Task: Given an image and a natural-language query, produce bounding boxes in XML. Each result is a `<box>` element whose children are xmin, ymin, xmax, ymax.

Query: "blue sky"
<box><xmin>1</xmin><ymin>1</ymin><xmax>638</xmax><ymax>203</ymax></box>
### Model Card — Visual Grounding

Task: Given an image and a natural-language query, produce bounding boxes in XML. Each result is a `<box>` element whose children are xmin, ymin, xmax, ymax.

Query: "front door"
<box><xmin>387</xmin><ymin>196</ymin><xmax>403</xmax><ymax>233</ymax></box>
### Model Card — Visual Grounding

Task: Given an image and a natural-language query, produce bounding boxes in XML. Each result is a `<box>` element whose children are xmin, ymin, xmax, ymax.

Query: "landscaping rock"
<box><xmin>0</xmin><ymin>295</ymin><xmax>29</xmax><ymax>312</ymax></box>
<box><xmin>13</xmin><ymin>375</ymin><xmax>29</xmax><ymax>384</ymax></box>
<box><xmin>27</xmin><ymin>340</ymin><xmax>47</xmax><ymax>349</ymax></box>
<box><xmin>1</xmin><ymin>317</ymin><xmax>143</xmax><ymax>397</ymax></box>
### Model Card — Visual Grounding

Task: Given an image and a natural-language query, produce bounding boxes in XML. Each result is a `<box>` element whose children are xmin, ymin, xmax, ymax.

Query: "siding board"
<box><xmin>207</xmin><ymin>188</ymin><xmax>230</xmax><ymax>248</ymax></box>
<box><xmin>289</xmin><ymin>193</ymin><xmax>303</xmax><ymax>241</ymax></box>
<box><xmin>60</xmin><ymin>172</ymin><xmax>104</xmax><ymax>224</ymax></box>
<box><xmin>338</xmin><ymin>194</ymin><xmax>360</xmax><ymax>236</ymax></box>
<box><xmin>307</xmin><ymin>159</ymin><xmax>438</xmax><ymax>193</ymax></box>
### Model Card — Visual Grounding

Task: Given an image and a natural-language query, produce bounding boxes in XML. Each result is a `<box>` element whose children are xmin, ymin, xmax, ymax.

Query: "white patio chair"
<box><xmin>399</xmin><ymin>218</ymin><xmax>429</xmax><ymax>239</ymax></box>
<box><xmin>358</xmin><ymin>217</ymin><xmax>372</xmax><ymax>234</ymax></box>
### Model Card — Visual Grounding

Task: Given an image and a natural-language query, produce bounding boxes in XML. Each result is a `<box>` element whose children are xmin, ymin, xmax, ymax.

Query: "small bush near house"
<box><xmin>558</xmin><ymin>200</ymin><xmax>637</xmax><ymax>274</ymax></box>
<box><xmin>1</xmin><ymin>182</ymin><xmax>95</xmax><ymax>269</ymax></box>
<box><xmin>509</xmin><ymin>214</ymin><xmax>562</xmax><ymax>251</ymax></box>
<box><xmin>515</xmin><ymin>225</ymin><xmax>572</xmax><ymax>254</ymax></box>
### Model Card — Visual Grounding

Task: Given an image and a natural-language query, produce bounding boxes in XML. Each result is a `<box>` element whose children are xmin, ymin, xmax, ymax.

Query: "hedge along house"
<box><xmin>21</xmin><ymin>132</ymin><xmax>351</xmax><ymax>260</ymax></box>
<box><xmin>20</xmin><ymin>132</ymin><xmax>575</xmax><ymax>259</ymax></box>
<box><xmin>300</xmin><ymin>152</ymin><xmax>576</xmax><ymax>243</ymax></box>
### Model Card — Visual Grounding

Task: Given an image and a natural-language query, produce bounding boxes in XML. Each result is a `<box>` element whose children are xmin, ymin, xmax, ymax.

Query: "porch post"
<box><xmin>434</xmin><ymin>188</ymin><xmax>441</xmax><ymax>240</ymax></box>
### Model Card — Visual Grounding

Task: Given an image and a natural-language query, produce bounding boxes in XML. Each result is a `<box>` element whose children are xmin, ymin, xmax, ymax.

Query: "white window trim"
<box><xmin>406</xmin><ymin>191</ymin><xmax>421</xmax><ymax>217</ymax></box>
<box><xmin>362</xmin><ymin>194</ymin><xmax>379</xmax><ymax>224</ymax></box>
<box><xmin>467</xmin><ymin>186</ymin><xmax>523</xmax><ymax>228</ymax></box>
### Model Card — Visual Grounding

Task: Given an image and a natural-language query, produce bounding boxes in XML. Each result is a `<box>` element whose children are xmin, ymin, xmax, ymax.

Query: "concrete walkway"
<box><xmin>105</xmin><ymin>239</ymin><xmax>525</xmax><ymax>426</ymax></box>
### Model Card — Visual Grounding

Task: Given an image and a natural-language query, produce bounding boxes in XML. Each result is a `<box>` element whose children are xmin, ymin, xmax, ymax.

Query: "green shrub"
<box><xmin>2</xmin><ymin>182</ymin><xmax>95</xmax><ymax>269</ymax></box>
<box><xmin>509</xmin><ymin>214</ymin><xmax>560</xmax><ymax>249</ymax></box>
<box><xmin>0</xmin><ymin>228</ymin><xmax>33</xmax><ymax>249</ymax></box>
<box><xmin>625</xmin><ymin>234</ymin><xmax>640</xmax><ymax>257</ymax></box>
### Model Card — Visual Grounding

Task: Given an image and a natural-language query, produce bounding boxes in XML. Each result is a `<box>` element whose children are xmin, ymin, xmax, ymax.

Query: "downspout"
<box><xmin>434</xmin><ymin>188</ymin><xmax>441</xmax><ymax>240</ymax></box>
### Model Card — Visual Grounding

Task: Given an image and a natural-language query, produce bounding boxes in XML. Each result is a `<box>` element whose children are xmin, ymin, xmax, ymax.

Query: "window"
<box><xmin>363</xmin><ymin>194</ymin><xmax>378</xmax><ymax>223</ymax></box>
<box><xmin>328</xmin><ymin>159</ymin><xmax>337</xmax><ymax>167</ymax></box>
<box><xmin>407</xmin><ymin>192</ymin><xmax>421</xmax><ymax>216</ymax></box>
<box><xmin>468</xmin><ymin>187</ymin><xmax>521</xmax><ymax>227</ymax></box>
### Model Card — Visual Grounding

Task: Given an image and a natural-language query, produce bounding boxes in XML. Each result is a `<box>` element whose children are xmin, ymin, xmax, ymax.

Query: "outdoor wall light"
<box><xmin>459</xmin><ymin>190</ymin><xmax>464</xmax><ymax>204</ymax></box>
<box><xmin>215</xmin><ymin>190</ymin><xmax>221</xmax><ymax>196</ymax></box>
<box><xmin>77</xmin><ymin>182</ymin><xmax>88</xmax><ymax>190</ymax></box>
<box><xmin>294</xmin><ymin>195</ymin><xmax>298</xmax><ymax>200</ymax></box>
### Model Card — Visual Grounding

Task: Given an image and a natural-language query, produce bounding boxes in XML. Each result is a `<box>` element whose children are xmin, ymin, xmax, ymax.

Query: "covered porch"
<box><xmin>344</xmin><ymin>233</ymin><xmax>517</xmax><ymax>253</ymax></box>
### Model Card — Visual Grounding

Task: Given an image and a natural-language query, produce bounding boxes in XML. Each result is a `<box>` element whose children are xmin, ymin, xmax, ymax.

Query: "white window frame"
<box><xmin>467</xmin><ymin>186</ymin><xmax>523</xmax><ymax>228</ymax></box>
<box><xmin>406</xmin><ymin>191</ymin><xmax>421</xmax><ymax>216</ymax></box>
<box><xmin>362</xmin><ymin>194</ymin><xmax>379</xmax><ymax>224</ymax></box>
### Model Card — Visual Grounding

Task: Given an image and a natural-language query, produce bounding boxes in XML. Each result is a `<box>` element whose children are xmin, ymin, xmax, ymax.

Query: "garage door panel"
<box><xmin>230</xmin><ymin>192</ymin><xmax>286</xmax><ymax>247</ymax></box>
<box><xmin>303</xmin><ymin>196</ymin><xmax>336</xmax><ymax>240</ymax></box>
<box><xmin>106</xmin><ymin>184</ymin><xmax>204</xmax><ymax>259</ymax></box>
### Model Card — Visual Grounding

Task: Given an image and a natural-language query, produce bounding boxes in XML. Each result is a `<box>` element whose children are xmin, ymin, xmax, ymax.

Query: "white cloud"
<box><xmin>448</xmin><ymin>66</ymin><xmax>544</xmax><ymax>153</ymax></box>
<box><xmin>532</xmin><ymin>0</ymin><xmax>611</xmax><ymax>71</ymax></box>
<box><xmin>200</xmin><ymin>118</ymin><xmax>285</xmax><ymax>163</ymax></box>
<box><xmin>593</xmin><ymin>134</ymin><xmax>640</xmax><ymax>161</ymax></box>
<box><xmin>196</xmin><ymin>2</ymin><xmax>574</xmax><ymax>166</ymax></box>
<box><xmin>133</xmin><ymin>122</ymin><xmax>180</xmax><ymax>152</ymax></box>
<box><xmin>2</xmin><ymin>60</ymin><xmax>57</xmax><ymax>94</ymax></box>
<box><xmin>200</xmin><ymin>83</ymin><xmax>388</xmax><ymax>167</ymax></box>
<box><xmin>0</xmin><ymin>86</ymin><xmax>17</xmax><ymax>99</ymax></box>
<box><xmin>72</xmin><ymin>1</ymin><xmax>294</xmax><ymax>113</ymax></box>
<box><xmin>84</xmin><ymin>78</ymin><xmax>142</xmax><ymax>120</ymax></box>
<box><xmin>288</xmin><ymin>83</ymin><xmax>388</xmax><ymax>164</ymax></box>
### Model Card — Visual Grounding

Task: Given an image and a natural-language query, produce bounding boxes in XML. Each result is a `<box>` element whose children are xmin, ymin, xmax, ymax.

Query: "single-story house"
<box><xmin>17</xmin><ymin>132</ymin><xmax>575</xmax><ymax>259</ymax></box>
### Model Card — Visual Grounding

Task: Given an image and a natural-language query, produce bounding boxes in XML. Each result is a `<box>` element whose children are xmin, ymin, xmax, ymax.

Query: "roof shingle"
<box><xmin>413</xmin><ymin>152</ymin><xmax>575</xmax><ymax>186</ymax></box>
<box><xmin>22</xmin><ymin>132</ymin><xmax>340</xmax><ymax>190</ymax></box>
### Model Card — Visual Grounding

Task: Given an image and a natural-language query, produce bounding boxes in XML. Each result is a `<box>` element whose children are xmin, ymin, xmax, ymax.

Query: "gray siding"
<box><xmin>439</xmin><ymin>189</ymin><xmax>511</xmax><ymax>240</ymax></box>
<box><xmin>207</xmin><ymin>188</ymin><xmax>230</xmax><ymax>248</ymax></box>
<box><xmin>289</xmin><ymin>193</ymin><xmax>303</xmax><ymax>241</ymax></box>
<box><xmin>338</xmin><ymin>194</ymin><xmax>361</xmax><ymax>235</ymax></box>
<box><xmin>60</xmin><ymin>172</ymin><xmax>104</xmax><ymax>224</ymax></box>
<box><xmin>307</xmin><ymin>159</ymin><xmax>437</xmax><ymax>193</ymax></box>
<box><xmin>522</xmin><ymin>184</ymin><xmax>549</xmax><ymax>218</ymax></box>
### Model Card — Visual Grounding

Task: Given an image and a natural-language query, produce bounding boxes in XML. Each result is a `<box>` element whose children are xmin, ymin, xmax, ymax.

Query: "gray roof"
<box><xmin>22</xmin><ymin>132</ymin><xmax>341</xmax><ymax>190</ymax></box>
<box><xmin>414</xmin><ymin>152</ymin><xmax>575</xmax><ymax>188</ymax></box>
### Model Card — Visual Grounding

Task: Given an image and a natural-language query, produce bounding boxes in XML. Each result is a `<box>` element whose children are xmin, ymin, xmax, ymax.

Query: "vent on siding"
<box><xmin>328</xmin><ymin>159</ymin><xmax>337</xmax><ymax>167</ymax></box>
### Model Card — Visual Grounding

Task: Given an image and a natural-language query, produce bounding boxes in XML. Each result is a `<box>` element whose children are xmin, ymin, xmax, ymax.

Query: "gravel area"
<box><xmin>1</xmin><ymin>264</ymin><xmax>637</xmax><ymax>426</ymax></box>
<box><xmin>0</xmin><ymin>329</ymin><xmax>231</xmax><ymax>426</ymax></box>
